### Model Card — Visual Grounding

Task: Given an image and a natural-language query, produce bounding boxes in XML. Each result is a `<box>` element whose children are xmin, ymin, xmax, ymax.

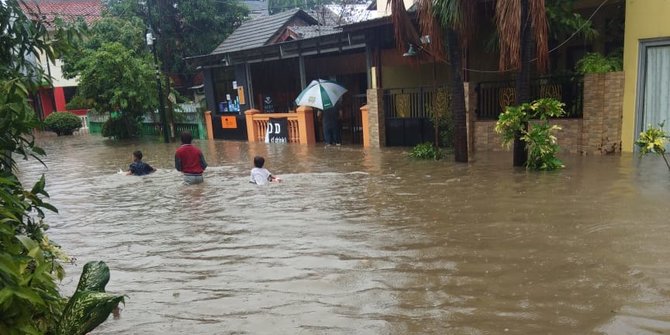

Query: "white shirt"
<box><xmin>250</xmin><ymin>167</ymin><xmax>272</xmax><ymax>185</ymax></box>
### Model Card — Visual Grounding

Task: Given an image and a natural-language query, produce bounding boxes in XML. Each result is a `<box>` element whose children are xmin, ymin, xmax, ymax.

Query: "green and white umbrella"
<box><xmin>294</xmin><ymin>79</ymin><xmax>347</xmax><ymax>110</ymax></box>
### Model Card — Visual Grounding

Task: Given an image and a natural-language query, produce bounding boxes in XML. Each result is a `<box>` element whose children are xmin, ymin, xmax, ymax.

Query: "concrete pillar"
<box><xmin>296</xmin><ymin>106</ymin><xmax>315</xmax><ymax>144</ymax></box>
<box><xmin>244</xmin><ymin>109</ymin><xmax>261</xmax><ymax>142</ymax></box>
<box><xmin>204</xmin><ymin>111</ymin><xmax>214</xmax><ymax>140</ymax></box>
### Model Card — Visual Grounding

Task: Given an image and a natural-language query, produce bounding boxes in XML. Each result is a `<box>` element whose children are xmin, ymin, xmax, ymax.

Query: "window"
<box><xmin>636</xmin><ymin>39</ymin><xmax>670</xmax><ymax>145</ymax></box>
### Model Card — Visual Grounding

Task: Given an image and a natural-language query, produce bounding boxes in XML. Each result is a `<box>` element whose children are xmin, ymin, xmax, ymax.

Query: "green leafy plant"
<box><xmin>56</xmin><ymin>261</ymin><xmax>125</xmax><ymax>335</ymax></box>
<box><xmin>635</xmin><ymin>122</ymin><xmax>670</xmax><ymax>170</ymax></box>
<box><xmin>495</xmin><ymin>98</ymin><xmax>566</xmax><ymax>170</ymax></box>
<box><xmin>575</xmin><ymin>52</ymin><xmax>623</xmax><ymax>74</ymax></box>
<box><xmin>101</xmin><ymin>115</ymin><xmax>140</xmax><ymax>139</ymax></box>
<box><xmin>410</xmin><ymin>142</ymin><xmax>443</xmax><ymax>160</ymax></box>
<box><xmin>44</xmin><ymin>112</ymin><xmax>82</xmax><ymax>136</ymax></box>
<box><xmin>65</xmin><ymin>95</ymin><xmax>93</xmax><ymax>110</ymax></box>
<box><xmin>2</xmin><ymin>1</ymin><xmax>123</xmax><ymax>333</ymax></box>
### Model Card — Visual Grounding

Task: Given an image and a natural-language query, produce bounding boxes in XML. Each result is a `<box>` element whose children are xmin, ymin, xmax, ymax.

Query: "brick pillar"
<box><xmin>603</xmin><ymin>72</ymin><xmax>624</xmax><ymax>154</ymax></box>
<box><xmin>581</xmin><ymin>72</ymin><xmax>624</xmax><ymax>154</ymax></box>
<box><xmin>366</xmin><ymin>88</ymin><xmax>385</xmax><ymax>148</ymax></box>
<box><xmin>360</xmin><ymin>104</ymin><xmax>371</xmax><ymax>147</ymax></box>
<box><xmin>464</xmin><ymin>82</ymin><xmax>477</xmax><ymax>158</ymax></box>
<box><xmin>245</xmin><ymin>109</ymin><xmax>260</xmax><ymax>142</ymax></box>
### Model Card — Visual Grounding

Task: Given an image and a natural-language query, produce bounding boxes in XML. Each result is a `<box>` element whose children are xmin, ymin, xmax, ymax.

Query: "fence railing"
<box><xmin>383</xmin><ymin>86</ymin><xmax>447</xmax><ymax>119</ymax></box>
<box><xmin>243</xmin><ymin>107</ymin><xmax>315</xmax><ymax>144</ymax></box>
<box><xmin>87</xmin><ymin>102</ymin><xmax>204</xmax><ymax>138</ymax></box>
<box><xmin>475</xmin><ymin>75</ymin><xmax>584</xmax><ymax>120</ymax></box>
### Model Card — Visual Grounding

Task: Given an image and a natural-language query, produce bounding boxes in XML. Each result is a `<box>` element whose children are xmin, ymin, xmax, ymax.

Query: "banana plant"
<box><xmin>56</xmin><ymin>261</ymin><xmax>124</xmax><ymax>335</ymax></box>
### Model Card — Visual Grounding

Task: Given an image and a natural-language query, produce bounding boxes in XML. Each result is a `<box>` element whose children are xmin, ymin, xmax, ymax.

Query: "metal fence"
<box><xmin>342</xmin><ymin>94</ymin><xmax>366</xmax><ymax>145</ymax></box>
<box><xmin>87</xmin><ymin>103</ymin><xmax>204</xmax><ymax>138</ymax></box>
<box><xmin>383</xmin><ymin>86</ymin><xmax>445</xmax><ymax>119</ymax></box>
<box><xmin>475</xmin><ymin>75</ymin><xmax>584</xmax><ymax>120</ymax></box>
<box><xmin>383</xmin><ymin>86</ymin><xmax>447</xmax><ymax>147</ymax></box>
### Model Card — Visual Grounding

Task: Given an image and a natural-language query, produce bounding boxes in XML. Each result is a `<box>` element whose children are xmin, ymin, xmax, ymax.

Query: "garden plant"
<box><xmin>410</xmin><ymin>142</ymin><xmax>444</xmax><ymax>160</ymax></box>
<box><xmin>636</xmin><ymin>122</ymin><xmax>670</xmax><ymax>170</ymax></box>
<box><xmin>44</xmin><ymin>111</ymin><xmax>82</xmax><ymax>136</ymax></box>
<box><xmin>495</xmin><ymin>98</ymin><xmax>566</xmax><ymax>170</ymax></box>
<box><xmin>1</xmin><ymin>1</ymin><xmax>123</xmax><ymax>332</ymax></box>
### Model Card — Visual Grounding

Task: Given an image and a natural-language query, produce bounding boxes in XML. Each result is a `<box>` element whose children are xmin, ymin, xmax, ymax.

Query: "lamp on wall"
<box><xmin>403</xmin><ymin>35</ymin><xmax>432</xmax><ymax>57</ymax></box>
<box><xmin>403</xmin><ymin>44</ymin><xmax>418</xmax><ymax>57</ymax></box>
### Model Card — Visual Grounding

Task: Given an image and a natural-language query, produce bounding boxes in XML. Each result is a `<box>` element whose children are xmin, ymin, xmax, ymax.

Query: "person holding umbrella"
<box><xmin>319</xmin><ymin>103</ymin><xmax>343</xmax><ymax>145</ymax></box>
<box><xmin>295</xmin><ymin>79</ymin><xmax>347</xmax><ymax>145</ymax></box>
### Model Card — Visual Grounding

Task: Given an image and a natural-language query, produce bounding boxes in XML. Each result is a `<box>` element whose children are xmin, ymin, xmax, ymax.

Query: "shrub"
<box><xmin>101</xmin><ymin>116</ymin><xmax>140</xmax><ymax>139</ymax></box>
<box><xmin>44</xmin><ymin>112</ymin><xmax>82</xmax><ymax>136</ymax></box>
<box><xmin>65</xmin><ymin>95</ymin><xmax>93</xmax><ymax>110</ymax></box>
<box><xmin>575</xmin><ymin>52</ymin><xmax>623</xmax><ymax>74</ymax></box>
<box><xmin>495</xmin><ymin>98</ymin><xmax>566</xmax><ymax>170</ymax></box>
<box><xmin>410</xmin><ymin>142</ymin><xmax>443</xmax><ymax>160</ymax></box>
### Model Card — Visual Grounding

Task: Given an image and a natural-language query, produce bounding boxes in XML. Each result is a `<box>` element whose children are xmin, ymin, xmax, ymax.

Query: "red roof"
<box><xmin>21</xmin><ymin>0</ymin><xmax>103</xmax><ymax>26</ymax></box>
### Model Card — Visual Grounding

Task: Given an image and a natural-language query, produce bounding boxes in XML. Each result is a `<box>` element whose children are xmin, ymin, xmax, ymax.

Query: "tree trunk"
<box><xmin>446</xmin><ymin>28</ymin><xmax>468</xmax><ymax>163</ymax></box>
<box><xmin>513</xmin><ymin>0</ymin><xmax>531</xmax><ymax>167</ymax></box>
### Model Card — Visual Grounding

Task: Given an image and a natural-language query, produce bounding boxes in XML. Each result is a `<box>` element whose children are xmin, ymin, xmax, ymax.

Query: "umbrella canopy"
<box><xmin>294</xmin><ymin>79</ymin><xmax>347</xmax><ymax>110</ymax></box>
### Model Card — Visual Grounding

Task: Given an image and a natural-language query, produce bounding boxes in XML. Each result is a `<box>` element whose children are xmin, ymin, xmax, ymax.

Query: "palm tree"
<box><xmin>495</xmin><ymin>0</ymin><xmax>549</xmax><ymax>166</ymax></box>
<box><xmin>388</xmin><ymin>0</ymin><xmax>473</xmax><ymax>163</ymax></box>
<box><xmin>388</xmin><ymin>0</ymin><xmax>549</xmax><ymax>165</ymax></box>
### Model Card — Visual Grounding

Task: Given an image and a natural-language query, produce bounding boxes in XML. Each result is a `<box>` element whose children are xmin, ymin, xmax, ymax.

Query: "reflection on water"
<box><xmin>17</xmin><ymin>133</ymin><xmax>670</xmax><ymax>334</ymax></box>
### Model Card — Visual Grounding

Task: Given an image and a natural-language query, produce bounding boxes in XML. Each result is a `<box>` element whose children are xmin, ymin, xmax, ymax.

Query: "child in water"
<box><xmin>127</xmin><ymin>150</ymin><xmax>156</xmax><ymax>176</ymax></box>
<box><xmin>250</xmin><ymin>156</ymin><xmax>281</xmax><ymax>185</ymax></box>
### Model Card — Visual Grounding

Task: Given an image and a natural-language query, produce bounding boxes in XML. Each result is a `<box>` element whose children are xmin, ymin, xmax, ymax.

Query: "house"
<box><xmin>622</xmin><ymin>0</ymin><xmax>670</xmax><ymax>152</ymax></box>
<box><xmin>20</xmin><ymin>0</ymin><xmax>103</xmax><ymax>120</ymax></box>
<box><xmin>190</xmin><ymin>0</ymin><xmax>628</xmax><ymax>153</ymax></box>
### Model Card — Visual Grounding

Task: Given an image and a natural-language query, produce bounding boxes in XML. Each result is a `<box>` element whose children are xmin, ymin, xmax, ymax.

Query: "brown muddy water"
<box><xmin>16</xmin><ymin>133</ymin><xmax>670</xmax><ymax>334</ymax></box>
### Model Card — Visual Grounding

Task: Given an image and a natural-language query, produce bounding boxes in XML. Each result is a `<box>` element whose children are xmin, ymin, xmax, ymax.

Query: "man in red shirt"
<box><xmin>175</xmin><ymin>131</ymin><xmax>207</xmax><ymax>184</ymax></box>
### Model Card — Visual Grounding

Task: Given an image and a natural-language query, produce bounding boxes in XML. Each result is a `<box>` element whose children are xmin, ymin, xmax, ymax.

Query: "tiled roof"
<box><xmin>20</xmin><ymin>0</ymin><xmax>103</xmax><ymax>26</ymax></box>
<box><xmin>211</xmin><ymin>9</ymin><xmax>318</xmax><ymax>55</ymax></box>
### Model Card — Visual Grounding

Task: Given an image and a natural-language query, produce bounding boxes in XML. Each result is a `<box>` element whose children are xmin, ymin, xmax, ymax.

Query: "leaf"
<box><xmin>75</xmin><ymin>261</ymin><xmax>111</xmax><ymax>293</ymax></box>
<box><xmin>13</xmin><ymin>287</ymin><xmax>47</xmax><ymax>307</ymax></box>
<box><xmin>56</xmin><ymin>291</ymin><xmax>124</xmax><ymax>335</ymax></box>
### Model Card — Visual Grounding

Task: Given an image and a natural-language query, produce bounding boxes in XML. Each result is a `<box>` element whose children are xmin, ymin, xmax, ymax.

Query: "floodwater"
<box><xmin>16</xmin><ymin>133</ymin><xmax>670</xmax><ymax>335</ymax></box>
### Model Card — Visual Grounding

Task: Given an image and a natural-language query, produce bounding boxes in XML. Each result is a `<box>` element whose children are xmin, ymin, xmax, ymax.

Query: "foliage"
<box><xmin>60</xmin><ymin>16</ymin><xmax>146</xmax><ymax>78</ymax></box>
<box><xmin>102</xmin><ymin>117</ymin><xmax>140</xmax><ymax>139</ymax></box>
<box><xmin>429</xmin><ymin>88</ymin><xmax>454</xmax><ymax>148</ymax></box>
<box><xmin>635</xmin><ymin>123</ymin><xmax>670</xmax><ymax>170</ymax></box>
<box><xmin>438</xmin><ymin>114</ymin><xmax>455</xmax><ymax>148</ymax></box>
<box><xmin>65</xmin><ymin>95</ymin><xmax>94</xmax><ymax>111</ymax></box>
<box><xmin>0</xmin><ymin>4</ymin><xmax>70</xmax><ymax>330</ymax></box>
<box><xmin>495</xmin><ymin>98</ymin><xmax>566</xmax><ymax>170</ymax></box>
<box><xmin>56</xmin><ymin>261</ymin><xmax>125</xmax><ymax>335</ymax></box>
<box><xmin>410</xmin><ymin>142</ymin><xmax>443</xmax><ymax>160</ymax></box>
<box><xmin>545</xmin><ymin>0</ymin><xmax>598</xmax><ymax>41</ymax></box>
<box><xmin>44</xmin><ymin>112</ymin><xmax>82</xmax><ymax>136</ymax></box>
<box><xmin>69</xmin><ymin>42</ymin><xmax>157</xmax><ymax>138</ymax></box>
<box><xmin>102</xmin><ymin>0</ymin><xmax>248</xmax><ymax>86</ymax></box>
<box><xmin>575</xmin><ymin>52</ymin><xmax>623</xmax><ymax>74</ymax></box>
<box><xmin>1</xmin><ymin>2</ymin><xmax>121</xmax><ymax>333</ymax></box>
